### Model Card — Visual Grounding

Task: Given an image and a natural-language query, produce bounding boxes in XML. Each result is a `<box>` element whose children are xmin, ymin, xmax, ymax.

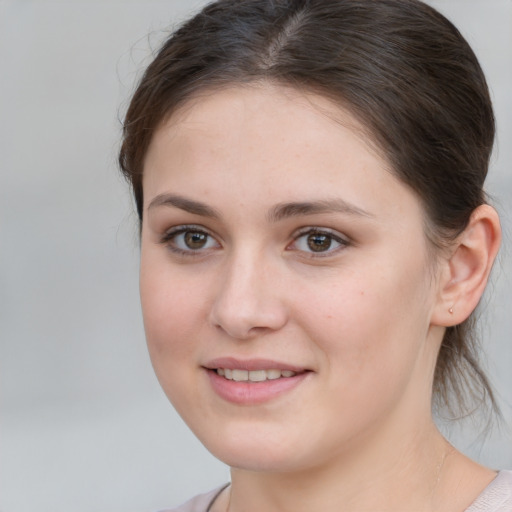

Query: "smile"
<box><xmin>216</xmin><ymin>368</ymin><xmax>297</xmax><ymax>381</ymax></box>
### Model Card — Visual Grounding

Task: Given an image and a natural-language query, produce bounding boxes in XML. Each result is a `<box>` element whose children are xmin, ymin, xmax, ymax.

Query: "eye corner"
<box><xmin>159</xmin><ymin>224</ymin><xmax>222</xmax><ymax>256</ymax></box>
<box><xmin>288</xmin><ymin>227</ymin><xmax>351</xmax><ymax>257</ymax></box>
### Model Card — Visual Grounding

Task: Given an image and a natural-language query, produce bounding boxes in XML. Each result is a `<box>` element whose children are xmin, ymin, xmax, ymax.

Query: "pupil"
<box><xmin>307</xmin><ymin>233</ymin><xmax>331</xmax><ymax>252</ymax></box>
<box><xmin>185</xmin><ymin>231</ymin><xmax>207</xmax><ymax>249</ymax></box>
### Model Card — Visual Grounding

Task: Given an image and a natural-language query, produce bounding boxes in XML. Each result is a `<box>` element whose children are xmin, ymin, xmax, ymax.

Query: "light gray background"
<box><xmin>0</xmin><ymin>1</ymin><xmax>510</xmax><ymax>511</ymax></box>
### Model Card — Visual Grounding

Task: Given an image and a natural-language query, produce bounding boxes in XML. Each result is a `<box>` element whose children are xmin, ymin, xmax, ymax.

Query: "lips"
<box><xmin>216</xmin><ymin>368</ymin><xmax>297</xmax><ymax>381</ymax></box>
<box><xmin>204</xmin><ymin>357</ymin><xmax>307</xmax><ymax>373</ymax></box>
<box><xmin>203</xmin><ymin>357</ymin><xmax>311</xmax><ymax>404</ymax></box>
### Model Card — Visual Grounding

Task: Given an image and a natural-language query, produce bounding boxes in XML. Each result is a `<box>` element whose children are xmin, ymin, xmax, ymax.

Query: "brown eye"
<box><xmin>307</xmin><ymin>233</ymin><xmax>333</xmax><ymax>252</ymax></box>
<box><xmin>290</xmin><ymin>228</ymin><xmax>348</xmax><ymax>256</ymax></box>
<box><xmin>162</xmin><ymin>226</ymin><xmax>220</xmax><ymax>254</ymax></box>
<box><xmin>184</xmin><ymin>231</ymin><xmax>208</xmax><ymax>249</ymax></box>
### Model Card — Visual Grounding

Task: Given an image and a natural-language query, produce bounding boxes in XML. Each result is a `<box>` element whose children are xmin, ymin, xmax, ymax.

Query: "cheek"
<box><xmin>139</xmin><ymin>271</ymin><xmax>208</xmax><ymax>424</ymax></box>
<box><xmin>295</xmin><ymin>260</ymin><xmax>432</xmax><ymax>390</ymax></box>
<box><xmin>139</xmin><ymin>254</ymin><xmax>205</xmax><ymax>374</ymax></box>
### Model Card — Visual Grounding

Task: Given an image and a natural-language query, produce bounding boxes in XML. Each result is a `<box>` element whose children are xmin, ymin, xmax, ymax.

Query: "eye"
<box><xmin>161</xmin><ymin>226</ymin><xmax>220</xmax><ymax>254</ymax></box>
<box><xmin>290</xmin><ymin>228</ymin><xmax>349</xmax><ymax>255</ymax></box>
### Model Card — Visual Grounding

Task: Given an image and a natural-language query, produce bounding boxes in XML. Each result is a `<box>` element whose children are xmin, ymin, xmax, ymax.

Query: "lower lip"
<box><xmin>206</xmin><ymin>369</ymin><xmax>310</xmax><ymax>405</ymax></box>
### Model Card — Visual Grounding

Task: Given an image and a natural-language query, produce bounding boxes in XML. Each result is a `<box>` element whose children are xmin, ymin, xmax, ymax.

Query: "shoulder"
<box><xmin>465</xmin><ymin>470</ymin><xmax>512</xmax><ymax>512</ymax></box>
<box><xmin>158</xmin><ymin>485</ymin><xmax>229</xmax><ymax>512</ymax></box>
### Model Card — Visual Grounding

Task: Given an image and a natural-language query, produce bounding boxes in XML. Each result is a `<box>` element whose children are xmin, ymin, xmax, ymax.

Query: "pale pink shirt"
<box><xmin>162</xmin><ymin>471</ymin><xmax>512</xmax><ymax>512</ymax></box>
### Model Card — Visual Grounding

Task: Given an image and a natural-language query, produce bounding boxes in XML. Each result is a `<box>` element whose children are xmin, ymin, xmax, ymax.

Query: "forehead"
<box><xmin>152</xmin><ymin>83</ymin><xmax>384</xmax><ymax>162</ymax></box>
<box><xmin>142</xmin><ymin>84</ymin><xmax>421</xmax><ymax>223</ymax></box>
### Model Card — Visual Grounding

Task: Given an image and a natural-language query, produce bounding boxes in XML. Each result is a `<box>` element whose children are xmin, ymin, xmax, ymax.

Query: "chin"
<box><xmin>193</xmin><ymin>421</ymin><xmax>326</xmax><ymax>473</ymax></box>
<box><xmin>212</xmin><ymin>446</ymin><xmax>303</xmax><ymax>473</ymax></box>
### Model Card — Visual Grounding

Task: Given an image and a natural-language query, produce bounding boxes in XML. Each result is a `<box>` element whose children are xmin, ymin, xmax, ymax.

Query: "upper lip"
<box><xmin>203</xmin><ymin>357</ymin><xmax>309</xmax><ymax>373</ymax></box>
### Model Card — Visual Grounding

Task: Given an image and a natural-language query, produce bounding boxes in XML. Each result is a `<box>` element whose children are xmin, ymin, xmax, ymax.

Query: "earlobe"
<box><xmin>432</xmin><ymin>205</ymin><xmax>501</xmax><ymax>327</ymax></box>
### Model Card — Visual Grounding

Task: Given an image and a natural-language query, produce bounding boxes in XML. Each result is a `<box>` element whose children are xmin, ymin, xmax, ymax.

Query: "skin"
<box><xmin>140</xmin><ymin>84</ymin><xmax>500</xmax><ymax>512</ymax></box>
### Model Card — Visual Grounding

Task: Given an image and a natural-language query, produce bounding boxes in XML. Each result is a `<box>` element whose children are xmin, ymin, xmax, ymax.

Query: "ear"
<box><xmin>431</xmin><ymin>205</ymin><xmax>501</xmax><ymax>327</ymax></box>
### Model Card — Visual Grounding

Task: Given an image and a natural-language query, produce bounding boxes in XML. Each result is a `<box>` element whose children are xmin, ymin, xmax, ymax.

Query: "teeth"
<box><xmin>232</xmin><ymin>369</ymin><xmax>249</xmax><ymax>382</ymax></box>
<box><xmin>266</xmin><ymin>369</ymin><xmax>281</xmax><ymax>380</ymax></box>
<box><xmin>215</xmin><ymin>368</ymin><xmax>298</xmax><ymax>381</ymax></box>
<box><xmin>248</xmin><ymin>370</ymin><xmax>266</xmax><ymax>382</ymax></box>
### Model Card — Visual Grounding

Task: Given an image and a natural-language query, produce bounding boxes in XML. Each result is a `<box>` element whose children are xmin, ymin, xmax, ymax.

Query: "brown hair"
<box><xmin>119</xmin><ymin>0</ymin><xmax>497</xmax><ymax>417</ymax></box>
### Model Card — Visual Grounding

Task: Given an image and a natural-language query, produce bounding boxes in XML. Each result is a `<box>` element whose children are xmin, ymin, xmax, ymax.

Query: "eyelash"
<box><xmin>160</xmin><ymin>225</ymin><xmax>220</xmax><ymax>257</ymax></box>
<box><xmin>289</xmin><ymin>227</ymin><xmax>351</xmax><ymax>257</ymax></box>
<box><xmin>160</xmin><ymin>225</ymin><xmax>351</xmax><ymax>258</ymax></box>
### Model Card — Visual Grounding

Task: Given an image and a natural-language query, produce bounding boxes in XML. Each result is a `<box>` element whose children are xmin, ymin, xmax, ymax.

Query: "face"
<box><xmin>140</xmin><ymin>85</ymin><xmax>443</xmax><ymax>472</ymax></box>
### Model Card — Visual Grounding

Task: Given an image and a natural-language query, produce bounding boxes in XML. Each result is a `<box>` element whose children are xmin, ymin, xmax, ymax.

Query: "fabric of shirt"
<box><xmin>162</xmin><ymin>470</ymin><xmax>512</xmax><ymax>512</ymax></box>
<box><xmin>464</xmin><ymin>471</ymin><xmax>512</xmax><ymax>512</ymax></box>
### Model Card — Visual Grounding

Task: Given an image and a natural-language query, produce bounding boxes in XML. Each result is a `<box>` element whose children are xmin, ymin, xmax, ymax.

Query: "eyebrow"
<box><xmin>267</xmin><ymin>199</ymin><xmax>374</xmax><ymax>222</ymax></box>
<box><xmin>148</xmin><ymin>193</ymin><xmax>221</xmax><ymax>219</ymax></box>
<box><xmin>148</xmin><ymin>193</ymin><xmax>373</xmax><ymax>222</ymax></box>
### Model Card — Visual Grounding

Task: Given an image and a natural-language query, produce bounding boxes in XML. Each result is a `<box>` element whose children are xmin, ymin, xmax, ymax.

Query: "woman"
<box><xmin>119</xmin><ymin>0</ymin><xmax>511</xmax><ymax>510</ymax></box>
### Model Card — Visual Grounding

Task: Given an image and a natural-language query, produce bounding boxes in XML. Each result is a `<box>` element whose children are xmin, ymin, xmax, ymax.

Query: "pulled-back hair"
<box><xmin>119</xmin><ymin>0</ymin><xmax>497</xmax><ymax>417</ymax></box>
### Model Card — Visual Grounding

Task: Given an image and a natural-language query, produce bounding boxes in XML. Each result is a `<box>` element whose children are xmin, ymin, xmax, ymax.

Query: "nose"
<box><xmin>209</xmin><ymin>251</ymin><xmax>288</xmax><ymax>340</ymax></box>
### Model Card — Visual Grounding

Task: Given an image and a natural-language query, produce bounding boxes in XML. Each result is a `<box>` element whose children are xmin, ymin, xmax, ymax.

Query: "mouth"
<box><xmin>203</xmin><ymin>358</ymin><xmax>311</xmax><ymax>404</ymax></box>
<box><xmin>214</xmin><ymin>368</ymin><xmax>299</xmax><ymax>382</ymax></box>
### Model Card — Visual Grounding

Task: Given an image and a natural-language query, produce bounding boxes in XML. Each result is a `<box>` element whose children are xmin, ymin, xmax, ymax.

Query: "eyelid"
<box><xmin>158</xmin><ymin>224</ymin><xmax>350</xmax><ymax>257</ymax></box>
<box><xmin>160</xmin><ymin>224</ymin><xmax>221</xmax><ymax>255</ymax></box>
<box><xmin>288</xmin><ymin>226</ymin><xmax>351</xmax><ymax>256</ymax></box>
<box><xmin>160</xmin><ymin>224</ymin><xmax>202</xmax><ymax>242</ymax></box>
